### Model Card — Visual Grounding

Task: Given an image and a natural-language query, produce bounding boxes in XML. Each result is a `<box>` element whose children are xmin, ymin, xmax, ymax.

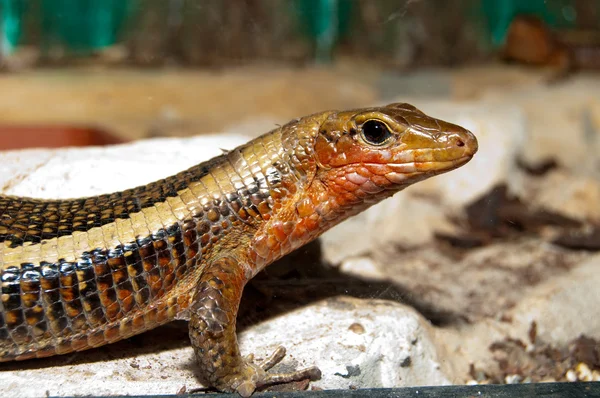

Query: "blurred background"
<box><xmin>0</xmin><ymin>0</ymin><xmax>599</xmax><ymax>147</ymax></box>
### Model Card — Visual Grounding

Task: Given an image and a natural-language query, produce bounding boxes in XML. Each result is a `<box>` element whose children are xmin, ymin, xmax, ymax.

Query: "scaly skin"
<box><xmin>0</xmin><ymin>103</ymin><xmax>477</xmax><ymax>396</ymax></box>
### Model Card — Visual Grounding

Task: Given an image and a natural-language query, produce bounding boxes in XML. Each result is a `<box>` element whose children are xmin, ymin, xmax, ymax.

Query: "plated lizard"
<box><xmin>0</xmin><ymin>103</ymin><xmax>477</xmax><ymax>396</ymax></box>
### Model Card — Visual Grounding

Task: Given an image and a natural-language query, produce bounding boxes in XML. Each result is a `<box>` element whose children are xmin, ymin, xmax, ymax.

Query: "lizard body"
<box><xmin>0</xmin><ymin>103</ymin><xmax>477</xmax><ymax>395</ymax></box>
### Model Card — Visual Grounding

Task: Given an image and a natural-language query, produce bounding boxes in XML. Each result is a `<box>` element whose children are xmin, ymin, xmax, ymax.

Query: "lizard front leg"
<box><xmin>189</xmin><ymin>256</ymin><xmax>321</xmax><ymax>397</ymax></box>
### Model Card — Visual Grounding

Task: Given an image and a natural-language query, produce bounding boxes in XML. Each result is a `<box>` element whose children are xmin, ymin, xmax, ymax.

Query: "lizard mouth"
<box><xmin>327</xmin><ymin>156</ymin><xmax>472</xmax><ymax>187</ymax></box>
<box><xmin>359</xmin><ymin>155</ymin><xmax>474</xmax><ymax>185</ymax></box>
<box><xmin>362</xmin><ymin>155</ymin><xmax>473</xmax><ymax>174</ymax></box>
<box><xmin>412</xmin><ymin>154</ymin><xmax>474</xmax><ymax>172</ymax></box>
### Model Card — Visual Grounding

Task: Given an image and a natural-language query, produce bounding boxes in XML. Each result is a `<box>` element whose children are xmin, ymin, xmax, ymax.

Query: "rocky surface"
<box><xmin>0</xmin><ymin>297</ymin><xmax>448</xmax><ymax>396</ymax></box>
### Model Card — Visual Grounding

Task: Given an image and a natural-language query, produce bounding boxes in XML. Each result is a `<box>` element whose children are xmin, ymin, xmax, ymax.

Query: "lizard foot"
<box><xmin>233</xmin><ymin>346</ymin><xmax>321</xmax><ymax>397</ymax></box>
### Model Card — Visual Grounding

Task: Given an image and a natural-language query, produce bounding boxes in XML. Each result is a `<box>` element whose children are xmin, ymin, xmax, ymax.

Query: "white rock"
<box><xmin>566</xmin><ymin>369</ymin><xmax>578</xmax><ymax>382</ymax></box>
<box><xmin>576</xmin><ymin>363</ymin><xmax>593</xmax><ymax>382</ymax></box>
<box><xmin>508</xmin><ymin>253</ymin><xmax>600</xmax><ymax>345</ymax></box>
<box><xmin>339</xmin><ymin>256</ymin><xmax>387</xmax><ymax>281</ymax></box>
<box><xmin>505</xmin><ymin>374</ymin><xmax>522</xmax><ymax>384</ymax></box>
<box><xmin>246</xmin><ymin>297</ymin><xmax>451</xmax><ymax>390</ymax></box>
<box><xmin>320</xmin><ymin>193</ymin><xmax>453</xmax><ymax>264</ymax></box>
<box><xmin>0</xmin><ymin>323</ymin><xmax>199</xmax><ymax>397</ymax></box>
<box><xmin>0</xmin><ymin>135</ymin><xmax>249</xmax><ymax>198</ymax></box>
<box><xmin>0</xmin><ymin>297</ymin><xmax>450</xmax><ymax>396</ymax></box>
<box><xmin>527</xmin><ymin>170</ymin><xmax>600</xmax><ymax>222</ymax></box>
<box><xmin>482</xmin><ymin>77</ymin><xmax>600</xmax><ymax>176</ymax></box>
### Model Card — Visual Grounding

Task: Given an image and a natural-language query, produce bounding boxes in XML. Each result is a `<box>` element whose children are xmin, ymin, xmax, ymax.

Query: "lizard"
<box><xmin>0</xmin><ymin>103</ymin><xmax>477</xmax><ymax>396</ymax></box>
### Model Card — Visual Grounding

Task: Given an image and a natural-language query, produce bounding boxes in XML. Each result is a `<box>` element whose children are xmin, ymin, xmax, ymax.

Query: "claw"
<box><xmin>258</xmin><ymin>346</ymin><xmax>286</xmax><ymax>371</ymax></box>
<box><xmin>232</xmin><ymin>346</ymin><xmax>322</xmax><ymax>396</ymax></box>
<box><xmin>259</xmin><ymin>365</ymin><xmax>322</xmax><ymax>387</ymax></box>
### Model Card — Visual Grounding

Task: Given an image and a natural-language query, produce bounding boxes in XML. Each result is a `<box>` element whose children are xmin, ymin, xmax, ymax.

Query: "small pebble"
<box><xmin>566</xmin><ymin>369</ymin><xmax>578</xmax><ymax>382</ymax></box>
<box><xmin>576</xmin><ymin>363</ymin><xmax>593</xmax><ymax>381</ymax></box>
<box><xmin>505</xmin><ymin>374</ymin><xmax>522</xmax><ymax>384</ymax></box>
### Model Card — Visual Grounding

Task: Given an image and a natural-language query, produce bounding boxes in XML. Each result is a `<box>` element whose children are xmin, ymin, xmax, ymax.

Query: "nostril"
<box><xmin>455</xmin><ymin>138</ymin><xmax>465</xmax><ymax>147</ymax></box>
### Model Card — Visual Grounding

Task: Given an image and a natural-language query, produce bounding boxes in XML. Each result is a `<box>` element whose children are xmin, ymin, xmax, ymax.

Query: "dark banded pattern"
<box><xmin>0</xmin><ymin>157</ymin><xmax>225</xmax><ymax>247</ymax></box>
<box><xmin>1</xmin><ymin>222</ymin><xmax>204</xmax><ymax>358</ymax></box>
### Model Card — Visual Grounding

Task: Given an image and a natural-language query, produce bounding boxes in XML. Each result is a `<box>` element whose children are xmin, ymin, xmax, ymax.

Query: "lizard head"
<box><xmin>312</xmin><ymin>102</ymin><xmax>478</xmax><ymax>205</ymax></box>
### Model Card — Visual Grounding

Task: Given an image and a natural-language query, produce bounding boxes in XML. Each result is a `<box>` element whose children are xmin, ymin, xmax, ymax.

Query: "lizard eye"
<box><xmin>361</xmin><ymin>120</ymin><xmax>392</xmax><ymax>146</ymax></box>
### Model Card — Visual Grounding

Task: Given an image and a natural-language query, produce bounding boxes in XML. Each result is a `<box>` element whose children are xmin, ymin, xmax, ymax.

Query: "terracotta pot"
<box><xmin>0</xmin><ymin>126</ymin><xmax>126</xmax><ymax>150</ymax></box>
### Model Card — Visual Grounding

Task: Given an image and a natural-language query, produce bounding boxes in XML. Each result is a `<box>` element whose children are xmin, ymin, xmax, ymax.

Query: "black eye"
<box><xmin>361</xmin><ymin>120</ymin><xmax>392</xmax><ymax>145</ymax></box>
